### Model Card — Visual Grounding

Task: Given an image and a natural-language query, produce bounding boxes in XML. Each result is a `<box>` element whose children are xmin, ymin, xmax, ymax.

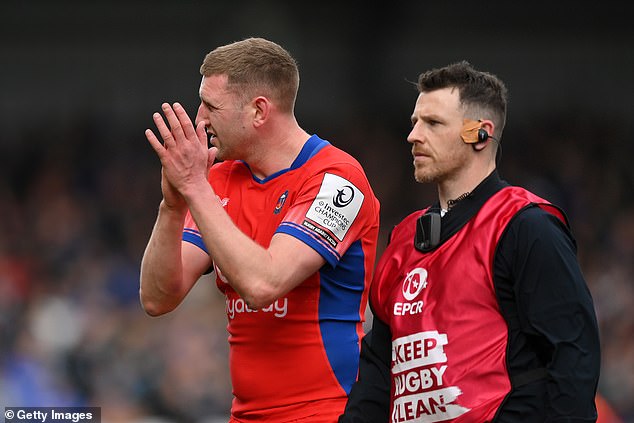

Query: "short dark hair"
<box><xmin>417</xmin><ymin>60</ymin><xmax>508</xmax><ymax>134</ymax></box>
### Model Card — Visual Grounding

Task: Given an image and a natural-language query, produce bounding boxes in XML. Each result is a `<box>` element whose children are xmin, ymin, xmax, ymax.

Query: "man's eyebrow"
<box><xmin>201</xmin><ymin>97</ymin><xmax>220</xmax><ymax>110</ymax></box>
<box><xmin>411</xmin><ymin>113</ymin><xmax>442</xmax><ymax>123</ymax></box>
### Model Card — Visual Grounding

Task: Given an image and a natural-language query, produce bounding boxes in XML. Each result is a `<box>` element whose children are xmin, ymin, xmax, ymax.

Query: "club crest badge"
<box><xmin>274</xmin><ymin>190</ymin><xmax>289</xmax><ymax>214</ymax></box>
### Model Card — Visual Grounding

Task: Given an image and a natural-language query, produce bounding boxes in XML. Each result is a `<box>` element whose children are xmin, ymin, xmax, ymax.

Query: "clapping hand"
<box><xmin>145</xmin><ymin>102</ymin><xmax>217</xmax><ymax>208</ymax></box>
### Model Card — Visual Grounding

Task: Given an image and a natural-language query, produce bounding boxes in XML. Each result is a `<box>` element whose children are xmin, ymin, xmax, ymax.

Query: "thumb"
<box><xmin>207</xmin><ymin>147</ymin><xmax>218</xmax><ymax>170</ymax></box>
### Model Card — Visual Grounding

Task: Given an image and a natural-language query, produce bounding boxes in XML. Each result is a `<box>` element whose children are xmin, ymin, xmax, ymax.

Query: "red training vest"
<box><xmin>371</xmin><ymin>186</ymin><xmax>565</xmax><ymax>422</ymax></box>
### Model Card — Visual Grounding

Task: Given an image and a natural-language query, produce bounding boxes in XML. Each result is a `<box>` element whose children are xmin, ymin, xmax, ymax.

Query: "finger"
<box><xmin>173</xmin><ymin>102</ymin><xmax>198</xmax><ymax>141</ymax></box>
<box><xmin>145</xmin><ymin>128</ymin><xmax>167</xmax><ymax>158</ymax></box>
<box><xmin>152</xmin><ymin>112</ymin><xmax>176</xmax><ymax>147</ymax></box>
<box><xmin>162</xmin><ymin>103</ymin><xmax>187</xmax><ymax>142</ymax></box>
<box><xmin>196</xmin><ymin>120</ymin><xmax>208</xmax><ymax>148</ymax></box>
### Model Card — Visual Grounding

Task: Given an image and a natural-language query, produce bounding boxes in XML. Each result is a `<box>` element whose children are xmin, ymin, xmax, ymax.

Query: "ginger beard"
<box><xmin>412</xmin><ymin>140</ymin><xmax>471</xmax><ymax>184</ymax></box>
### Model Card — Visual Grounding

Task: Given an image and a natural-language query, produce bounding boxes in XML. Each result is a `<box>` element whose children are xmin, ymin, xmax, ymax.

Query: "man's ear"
<box><xmin>252</xmin><ymin>96</ymin><xmax>270</xmax><ymax>127</ymax></box>
<box><xmin>473</xmin><ymin>119</ymin><xmax>496</xmax><ymax>151</ymax></box>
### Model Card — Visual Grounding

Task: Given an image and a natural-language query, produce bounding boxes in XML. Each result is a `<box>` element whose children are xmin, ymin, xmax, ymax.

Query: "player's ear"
<box><xmin>252</xmin><ymin>96</ymin><xmax>270</xmax><ymax>127</ymax></box>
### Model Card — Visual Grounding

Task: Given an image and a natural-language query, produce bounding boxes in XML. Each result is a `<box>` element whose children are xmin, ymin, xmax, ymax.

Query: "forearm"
<box><xmin>183</xmin><ymin>182</ymin><xmax>281</xmax><ymax>309</ymax></box>
<box><xmin>140</xmin><ymin>201</ymin><xmax>188</xmax><ymax>315</ymax></box>
<box><xmin>505</xmin><ymin>209</ymin><xmax>601</xmax><ymax>417</ymax></box>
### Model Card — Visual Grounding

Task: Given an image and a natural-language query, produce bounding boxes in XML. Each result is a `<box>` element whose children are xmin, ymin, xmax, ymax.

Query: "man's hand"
<box><xmin>145</xmin><ymin>102</ymin><xmax>217</xmax><ymax>205</ymax></box>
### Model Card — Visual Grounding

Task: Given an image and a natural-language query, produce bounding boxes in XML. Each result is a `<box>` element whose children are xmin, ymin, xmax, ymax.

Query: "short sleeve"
<box><xmin>182</xmin><ymin>211</ymin><xmax>208</xmax><ymax>253</ymax></box>
<box><xmin>277</xmin><ymin>166</ymin><xmax>378</xmax><ymax>268</ymax></box>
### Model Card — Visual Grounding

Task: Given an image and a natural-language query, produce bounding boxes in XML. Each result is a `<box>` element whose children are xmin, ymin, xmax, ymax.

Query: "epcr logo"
<box><xmin>402</xmin><ymin>268</ymin><xmax>428</xmax><ymax>301</ymax></box>
<box><xmin>333</xmin><ymin>185</ymin><xmax>355</xmax><ymax>207</ymax></box>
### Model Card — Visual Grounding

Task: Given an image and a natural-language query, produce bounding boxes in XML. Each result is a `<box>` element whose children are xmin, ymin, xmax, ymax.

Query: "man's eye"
<box><xmin>203</xmin><ymin>102</ymin><xmax>217</xmax><ymax>111</ymax></box>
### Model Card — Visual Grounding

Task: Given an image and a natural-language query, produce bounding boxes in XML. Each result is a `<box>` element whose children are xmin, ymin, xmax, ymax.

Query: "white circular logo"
<box><xmin>402</xmin><ymin>268</ymin><xmax>428</xmax><ymax>301</ymax></box>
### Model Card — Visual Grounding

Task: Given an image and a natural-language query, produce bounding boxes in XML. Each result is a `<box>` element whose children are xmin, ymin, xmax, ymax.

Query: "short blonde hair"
<box><xmin>200</xmin><ymin>37</ymin><xmax>300</xmax><ymax>113</ymax></box>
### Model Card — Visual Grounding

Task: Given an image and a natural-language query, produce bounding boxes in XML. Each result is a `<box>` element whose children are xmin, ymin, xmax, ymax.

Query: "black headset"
<box><xmin>478</xmin><ymin>128</ymin><xmax>497</xmax><ymax>143</ymax></box>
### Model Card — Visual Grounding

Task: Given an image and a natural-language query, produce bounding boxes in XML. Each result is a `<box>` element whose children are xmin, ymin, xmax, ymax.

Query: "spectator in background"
<box><xmin>0</xmin><ymin>49</ymin><xmax>630</xmax><ymax>423</ymax></box>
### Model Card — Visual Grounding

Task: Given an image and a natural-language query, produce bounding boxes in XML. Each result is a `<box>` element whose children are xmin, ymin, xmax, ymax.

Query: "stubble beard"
<box><xmin>214</xmin><ymin>140</ymin><xmax>238</xmax><ymax>162</ymax></box>
<box><xmin>414</xmin><ymin>149</ymin><xmax>468</xmax><ymax>184</ymax></box>
<box><xmin>413</xmin><ymin>164</ymin><xmax>440</xmax><ymax>184</ymax></box>
<box><xmin>214</xmin><ymin>145</ymin><xmax>227</xmax><ymax>161</ymax></box>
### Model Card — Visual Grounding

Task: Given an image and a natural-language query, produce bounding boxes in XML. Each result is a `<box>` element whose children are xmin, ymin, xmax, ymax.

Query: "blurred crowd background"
<box><xmin>1</xmin><ymin>1</ymin><xmax>632</xmax><ymax>422</ymax></box>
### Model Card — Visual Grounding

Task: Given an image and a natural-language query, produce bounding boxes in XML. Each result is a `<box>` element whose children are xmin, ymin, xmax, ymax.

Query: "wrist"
<box><xmin>180</xmin><ymin>178</ymin><xmax>214</xmax><ymax>205</ymax></box>
<box><xmin>159</xmin><ymin>199</ymin><xmax>188</xmax><ymax>217</ymax></box>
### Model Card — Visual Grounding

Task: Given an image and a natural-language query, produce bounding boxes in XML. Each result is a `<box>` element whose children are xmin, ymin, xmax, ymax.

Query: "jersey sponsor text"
<box><xmin>226</xmin><ymin>297</ymin><xmax>288</xmax><ymax>319</ymax></box>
